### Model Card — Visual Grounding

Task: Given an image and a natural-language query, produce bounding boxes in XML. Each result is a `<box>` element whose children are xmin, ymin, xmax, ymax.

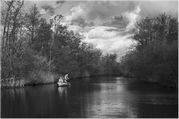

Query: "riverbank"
<box><xmin>1</xmin><ymin>74</ymin><xmax>177</xmax><ymax>90</ymax></box>
<box><xmin>1</xmin><ymin>78</ymin><xmax>25</xmax><ymax>88</ymax></box>
<box><xmin>121</xmin><ymin>72</ymin><xmax>178</xmax><ymax>90</ymax></box>
<box><xmin>0</xmin><ymin>74</ymin><xmax>116</xmax><ymax>88</ymax></box>
<box><xmin>1</xmin><ymin>71</ymin><xmax>58</xmax><ymax>88</ymax></box>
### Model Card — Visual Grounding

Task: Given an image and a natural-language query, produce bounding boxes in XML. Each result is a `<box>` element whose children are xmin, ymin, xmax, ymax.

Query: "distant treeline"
<box><xmin>121</xmin><ymin>14</ymin><xmax>178</xmax><ymax>88</ymax></box>
<box><xmin>1</xmin><ymin>1</ymin><xmax>121</xmax><ymax>86</ymax></box>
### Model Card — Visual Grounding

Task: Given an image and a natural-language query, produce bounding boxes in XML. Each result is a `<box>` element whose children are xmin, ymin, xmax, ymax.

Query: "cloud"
<box><xmin>67</xmin><ymin>5</ymin><xmax>85</xmax><ymax>21</ymax></box>
<box><xmin>58</xmin><ymin>2</ymin><xmax>140</xmax><ymax>61</ymax></box>
<box><xmin>56</xmin><ymin>0</ymin><xmax>65</xmax><ymax>6</ymax></box>
<box><xmin>84</xmin><ymin>1</ymin><xmax>137</xmax><ymax>23</ymax></box>
<box><xmin>60</xmin><ymin>5</ymin><xmax>95</xmax><ymax>33</ymax></box>
<box><xmin>41</xmin><ymin>5</ymin><xmax>55</xmax><ymax>15</ymax></box>
<box><xmin>61</xmin><ymin>5</ymin><xmax>94</xmax><ymax>28</ymax></box>
<box><xmin>57</xmin><ymin>5</ymin><xmax>86</xmax><ymax>33</ymax></box>
<box><xmin>102</xmin><ymin>16</ymin><xmax>129</xmax><ymax>29</ymax></box>
<box><xmin>60</xmin><ymin>1</ymin><xmax>137</xmax><ymax>27</ymax></box>
<box><xmin>40</xmin><ymin>0</ymin><xmax>66</xmax><ymax>15</ymax></box>
<box><xmin>139</xmin><ymin>1</ymin><xmax>178</xmax><ymax>17</ymax></box>
<box><xmin>85</xmin><ymin>26</ymin><xmax>118</xmax><ymax>39</ymax></box>
<box><xmin>82</xmin><ymin>26</ymin><xmax>137</xmax><ymax>61</ymax></box>
<box><xmin>40</xmin><ymin>9</ymin><xmax>47</xmax><ymax>15</ymax></box>
<box><xmin>124</xmin><ymin>5</ymin><xmax>141</xmax><ymax>32</ymax></box>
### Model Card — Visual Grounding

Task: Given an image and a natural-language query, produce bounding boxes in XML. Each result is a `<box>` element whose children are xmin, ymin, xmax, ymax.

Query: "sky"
<box><xmin>24</xmin><ymin>0</ymin><xmax>178</xmax><ymax>61</ymax></box>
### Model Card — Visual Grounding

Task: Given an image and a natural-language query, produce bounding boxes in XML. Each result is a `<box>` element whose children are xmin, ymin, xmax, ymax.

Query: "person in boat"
<box><xmin>63</xmin><ymin>74</ymin><xmax>69</xmax><ymax>83</ymax></box>
<box><xmin>58</xmin><ymin>76</ymin><xmax>64</xmax><ymax>83</ymax></box>
<box><xmin>58</xmin><ymin>74</ymin><xmax>69</xmax><ymax>83</ymax></box>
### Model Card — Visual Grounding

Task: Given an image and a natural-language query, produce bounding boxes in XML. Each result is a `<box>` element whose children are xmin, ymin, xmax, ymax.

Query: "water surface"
<box><xmin>1</xmin><ymin>77</ymin><xmax>178</xmax><ymax>118</ymax></box>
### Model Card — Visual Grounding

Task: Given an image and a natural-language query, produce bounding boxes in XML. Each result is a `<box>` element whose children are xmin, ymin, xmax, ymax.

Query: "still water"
<box><xmin>1</xmin><ymin>77</ymin><xmax>178</xmax><ymax>118</ymax></box>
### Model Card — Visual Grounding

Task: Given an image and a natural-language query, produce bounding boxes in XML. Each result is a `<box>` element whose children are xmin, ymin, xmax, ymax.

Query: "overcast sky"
<box><xmin>24</xmin><ymin>0</ymin><xmax>178</xmax><ymax>61</ymax></box>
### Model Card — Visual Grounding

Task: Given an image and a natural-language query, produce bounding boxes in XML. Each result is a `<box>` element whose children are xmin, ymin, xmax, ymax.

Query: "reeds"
<box><xmin>1</xmin><ymin>77</ymin><xmax>25</xmax><ymax>88</ymax></box>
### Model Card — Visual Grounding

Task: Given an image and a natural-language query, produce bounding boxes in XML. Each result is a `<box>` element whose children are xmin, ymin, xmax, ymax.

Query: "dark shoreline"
<box><xmin>1</xmin><ymin>75</ymin><xmax>178</xmax><ymax>91</ymax></box>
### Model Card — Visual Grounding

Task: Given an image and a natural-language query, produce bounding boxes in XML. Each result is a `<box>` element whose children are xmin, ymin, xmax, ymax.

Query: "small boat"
<box><xmin>57</xmin><ymin>74</ymin><xmax>70</xmax><ymax>87</ymax></box>
<box><xmin>57</xmin><ymin>82</ymin><xmax>71</xmax><ymax>87</ymax></box>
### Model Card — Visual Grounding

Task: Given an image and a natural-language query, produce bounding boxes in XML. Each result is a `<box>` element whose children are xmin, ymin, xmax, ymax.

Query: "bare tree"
<box><xmin>1</xmin><ymin>0</ymin><xmax>24</xmax><ymax>78</ymax></box>
<box><xmin>25</xmin><ymin>4</ymin><xmax>40</xmax><ymax>44</ymax></box>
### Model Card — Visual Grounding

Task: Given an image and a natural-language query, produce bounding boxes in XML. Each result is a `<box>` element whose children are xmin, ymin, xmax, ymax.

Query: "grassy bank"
<box><xmin>1</xmin><ymin>71</ymin><xmax>58</xmax><ymax>88</ymax></box>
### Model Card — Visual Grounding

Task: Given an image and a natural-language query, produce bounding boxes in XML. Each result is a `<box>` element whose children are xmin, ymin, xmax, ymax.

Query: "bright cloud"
<box><xmin>124</xmin><ymin>5</ymin><xmax>141</xmax><ymax>32</ymax></box>
<box><xmin>86</xmin><ymin>26</ymin><xmax>118</xmax><ymax>39</ymax></box>
<box><xmin>82</xmin><ymin>26</ymin><xmax>137</xmax><ymax>61</ymax></box>
<box><xmin>61</xmin><ymin>5</ymin><xmax>86</xmax><ymax>26</ymax></box>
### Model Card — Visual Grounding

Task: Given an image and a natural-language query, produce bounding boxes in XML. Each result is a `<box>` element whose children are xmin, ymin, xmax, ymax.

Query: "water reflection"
<box><xmin>1</xmin><ymin>77</ymin><xmax>178</xmax><ymax>118</ymax></box>
<box><xmin>81</xmin><ymin>81</ymin><xmax>138</xmax><ymax>118</ymax></box>
<box><xmin>58</xmin><ymin>87</ymin><xmax>68</xmax><ymax>98</ymax></box>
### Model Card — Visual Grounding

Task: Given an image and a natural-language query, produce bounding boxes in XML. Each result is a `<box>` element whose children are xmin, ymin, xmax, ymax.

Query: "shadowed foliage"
<box><xmin>121</xmin><ymin>14</ymin><xmax>178</xmax><ymax>88</ymax></box>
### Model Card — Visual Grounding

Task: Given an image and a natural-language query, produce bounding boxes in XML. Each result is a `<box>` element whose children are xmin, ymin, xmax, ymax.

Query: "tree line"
<box><xmin>121</xmin><ymin>14</ymin><xmax>178</xmax><ymax>88</ymax></box>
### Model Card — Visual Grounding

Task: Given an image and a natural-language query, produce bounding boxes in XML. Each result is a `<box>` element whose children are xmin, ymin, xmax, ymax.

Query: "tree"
<box><xmin>33</xmin><ymin>18</ymin><xmax>52</xmax><ymax>57</ymax></box>
<box><xmin>25</xmin><ymin>4</ymin><xmax>40</xmax><ymax>45</ymax></box>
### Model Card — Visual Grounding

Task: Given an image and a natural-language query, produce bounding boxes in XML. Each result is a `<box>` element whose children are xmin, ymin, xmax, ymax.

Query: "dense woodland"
<box><xmin>1</xmin><ymin>1</ymin><xmax>121</xmax><ymax>86</ymax></box>
<box><xmin>121</xmin><ymin>14</ymin><xmax>178</xmax><ymax>88</ymax></box>
<box><xmin>1</xmin><ymin>1</ymin><xmax>178</xmax><ymax>88</ymax></box>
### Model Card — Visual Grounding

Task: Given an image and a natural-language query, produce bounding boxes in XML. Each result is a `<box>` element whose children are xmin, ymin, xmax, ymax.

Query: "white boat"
<box><xmin>57</xmin><ymin>82</ymin><xmax>71</xmax><ymax>87</ymax></box>
<box><xmin>57</xmin><ymin>74</ymin><xmax>70</xmax><ymax>87</ymax></box>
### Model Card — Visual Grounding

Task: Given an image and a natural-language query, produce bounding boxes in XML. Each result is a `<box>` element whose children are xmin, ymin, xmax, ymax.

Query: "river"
<box><xmin>1</xmin><ymin>77</ymin><xmax>178</xmax><ymax>118</ymax></box>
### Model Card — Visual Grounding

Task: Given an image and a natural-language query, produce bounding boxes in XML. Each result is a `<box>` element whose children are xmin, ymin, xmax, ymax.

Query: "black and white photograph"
<box><xmin>1</xmin><ymin>0</ymin><xmax>178</xmax><ymax>118</ymax></box>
